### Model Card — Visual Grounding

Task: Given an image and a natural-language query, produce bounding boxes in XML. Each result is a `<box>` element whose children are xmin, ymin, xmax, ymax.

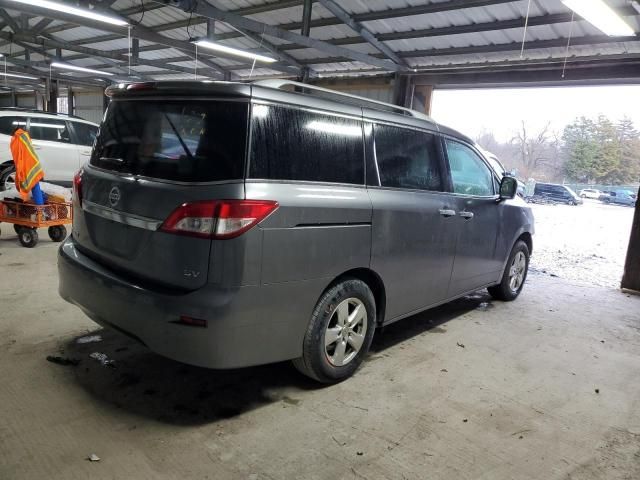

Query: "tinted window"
<box><xmin>249</xmin><ymin>104</ymin><xmax>363</xmax><ymax>184</ymax></box>
<box><xmin>0</xmin><ymin>116</ymin><xmax>27</xmax><ymax>135</ymax></box>
<box><xmin>374</xmin><ymin>125</ymin><xmax>442</xmax><ymax>191</ymax></box>
<box><xmin>29</xmin><ymin>118</ymin><xmax>71</xmax><ymax>143</ymax></box>
<box><xmin>446</xmin><ymin>140</ymin><xmax>494</xmax><ymax>196</ymax></box>
<box><xmin>91</xmin><ymin>100</ymin><xmax>248</xmax><ymax>182</ymax></box>
<box><xmin>71</xmin><ymin>121</ymin><xmax>97</xmax><ymax>147</ymax></box>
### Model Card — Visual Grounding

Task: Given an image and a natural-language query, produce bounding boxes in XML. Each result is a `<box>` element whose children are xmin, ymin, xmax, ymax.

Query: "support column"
<box><xmin>299</xmin><ymin>0</ymin><xmax>312</xmax><ymax>83</ymax></box>
<box><xmin>46</xmin><ymin>78</ymin><xmax>58</xmax><ymax>113</ymax></box>
<box><xmin>392</xmin><ymin>73</ymin><xmax>411</xmax><ymax>107</ymax></box>
<box><xmin>411</xmin><ymin>84</ymin><xmax>434</xmax><ymax>116</ymax></box>
<box><xmin>132</xmin><ymin>38</ymin><xmax>139</xmax><ymax>65</ymax></box>
<box><xmin>622</xmin><ymin>186</ymin><xmax>640</xmax><ymax>293</ymax></box>
<box><xmin>206</xmin><ymin>18</ymin><xmax>216</xmax><ymax>40</ymax></box>
<box><xmin>68</xmin><ymin>85</ymin><xmax>74</xmax><ymax>115</ymax></box>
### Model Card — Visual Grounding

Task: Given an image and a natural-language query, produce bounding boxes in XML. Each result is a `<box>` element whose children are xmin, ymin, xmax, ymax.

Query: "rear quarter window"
<box><xmin>249</xmin><ymin>104</ymin><xmax>364</xmax><ymax>185</ymax></box>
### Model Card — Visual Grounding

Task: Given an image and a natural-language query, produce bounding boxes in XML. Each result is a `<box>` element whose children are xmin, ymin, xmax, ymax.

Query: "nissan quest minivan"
<box><xmin>58</xmin><ymin>80</ymin><xmax>534</xmax><ymax>383</ymax></box>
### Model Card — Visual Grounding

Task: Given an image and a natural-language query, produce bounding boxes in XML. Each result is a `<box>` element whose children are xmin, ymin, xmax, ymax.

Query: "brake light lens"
<box><xmin>73</xmin><ymin>169</ymin><xmax>83</xmax><ymax>207</ymax></box>
<box><xmin>160</xmin><ymin>200</ymin><xmax>278</xmax><ymax>239</ymax></box>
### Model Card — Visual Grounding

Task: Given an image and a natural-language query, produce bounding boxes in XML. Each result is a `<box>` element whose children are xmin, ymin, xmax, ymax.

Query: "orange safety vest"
<box><xmin>10</xmin><ymin>128</ymin><xmax>44</xmax><ymax>201</ymax></box>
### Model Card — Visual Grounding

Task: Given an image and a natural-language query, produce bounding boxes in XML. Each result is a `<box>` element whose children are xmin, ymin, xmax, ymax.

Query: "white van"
<box><xmin>0</xmin><ymin>109</ymin><xmax>98</xmax><ymax>190</ymax></box>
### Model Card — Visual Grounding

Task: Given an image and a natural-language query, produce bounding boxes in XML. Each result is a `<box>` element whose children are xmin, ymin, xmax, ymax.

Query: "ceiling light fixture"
<box><xmin>192</xmin><ymin>39</ymin><xmax>276</xmax><ymax>63</ymax></box>
<box><xmin>8</xmin><ymin>0</ymin><xmax>128</xmax><ymax>26</ymax></box>
<box><xmin>562</xmin><ymin>0</ymin><xmax>635</xmax><ymax>36</ymax></box>
<box><xmin>3</xmin><ymin>72</ymin><xmax>39</xmax><ymax>80</ymax></box>
<box><xmin>51</xmin><ymin>62</ymin><xmax>114</xmax><ymax>76</ymax></box>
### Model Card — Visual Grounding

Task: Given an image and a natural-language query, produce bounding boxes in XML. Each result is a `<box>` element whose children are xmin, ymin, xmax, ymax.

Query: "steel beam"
<box><xmin>317</xmin><ymin>0</ymin><xmax>407</xmax><ymax>67</ymax></box>
<box><xmin>293</xmin><ymin>34</ymin><xmax>640</xmax><ymax>65</ymax></box>
<box><xmin>158</xmin><ymin>0</ymin><xmax>401</xmax><ymax>71</ymax></box>
<box><xmin>0</xmin><ymin>0</ymin><xmax>234</xmax><ymax>77</ymax></box>
<box><xmin>0</xmin><ymin>8</ymin><xmax>19</xmax><ymax>32</ymax></box>
<box><xmin>0</xmin><ymin>31</ymin><xmax>205</xmax><ymax>79</ymax></box>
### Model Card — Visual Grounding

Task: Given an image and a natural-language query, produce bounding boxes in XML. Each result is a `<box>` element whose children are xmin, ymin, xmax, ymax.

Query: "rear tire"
<box><xmin>488</xmin><ymin>240</ymin><xmax>530</xmax><ymax>301</ymax></box>
<box><xmin>18</xmin><ymin>228</ymin><xmax>38</xmax><ymax>248</ymax></box>
<box><xmin>293</xmin><ymin>279</ymin><xmax>376</xmax><ymax>383</ymax></box>
<box><xmin>48</xmin><ymin>225</ymin><xmax>67</xmax><ymax>242</ymax></box>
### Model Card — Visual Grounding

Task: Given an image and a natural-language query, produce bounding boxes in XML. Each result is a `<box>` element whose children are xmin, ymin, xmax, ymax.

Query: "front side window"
<box><xmin>28</xmin><ymin>118</ymin><xmax>71</xmax><ymax>143</ymax></box>
<box><xmin>249</xmin><ymin>104</ymin><xmax>364</xmax><ymax>184</ymax></box>
<box><xmin>91</xmin><ymin>100</ymin><xmax>248</xmax><ymax>182</ymax></box>
<box><xmin>446</xmin><ymin>140</ymin><xmax>495</xmax><ymax>196</ymax></box>
<box><xmin>373</xmin><ymin>124</ymin><xmax>443</xmax><ymax>191</ymax></box>
<box><xmin>71</xmin><ymin>121</ymin><xmax>98</xmax><ymax>147</ymax></box>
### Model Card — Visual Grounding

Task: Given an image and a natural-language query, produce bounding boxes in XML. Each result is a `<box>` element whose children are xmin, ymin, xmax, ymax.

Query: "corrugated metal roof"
<box><xmin>0</xmin><ymin>0</ymin><xmax>637</xmax><ymax>84</ymax></box>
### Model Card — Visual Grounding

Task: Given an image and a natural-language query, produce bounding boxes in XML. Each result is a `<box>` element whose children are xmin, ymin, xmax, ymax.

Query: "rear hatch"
<box><xmin>74</xmin><ymin>92</ymin><xmax>250</xmax><ymax>290</ymax></box>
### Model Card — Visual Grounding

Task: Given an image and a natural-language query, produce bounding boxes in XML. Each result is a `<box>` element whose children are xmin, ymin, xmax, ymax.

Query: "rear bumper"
<box><xmin>58</xmin><ymin>237</ymin><xmax>319</xmax><ymax>369</ymax></box>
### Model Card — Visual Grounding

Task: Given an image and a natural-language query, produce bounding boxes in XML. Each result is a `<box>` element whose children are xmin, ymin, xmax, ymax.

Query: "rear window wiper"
<box><xmin>163</xmin><ymin>113</ymin><xmax>194</xmax><ymax>160</ymax></box>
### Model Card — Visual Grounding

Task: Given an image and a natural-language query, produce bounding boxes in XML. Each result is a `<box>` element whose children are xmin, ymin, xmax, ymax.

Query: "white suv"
<box><xmin>0</xmin><ymin>109</ymin><xmax>99</xmax><ymax>190</ymax></box>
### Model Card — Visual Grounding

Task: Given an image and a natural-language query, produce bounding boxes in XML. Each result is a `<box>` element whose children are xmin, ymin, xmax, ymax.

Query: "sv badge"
<box><xmin>183</xmin><ymin>269</ymin><xmax>201</xmax><ymax>278</ymax></box>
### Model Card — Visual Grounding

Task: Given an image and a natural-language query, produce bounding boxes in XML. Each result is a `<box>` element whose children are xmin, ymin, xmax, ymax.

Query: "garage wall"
<box><xmin>314</xmin><ymin>78</ymin><xmax>395</xmax><ymax>105</ymax></box>
<box><xmin>73</xmin><ymin>88</ymin><xmax>105</xmax><ymax>124</ymax></box>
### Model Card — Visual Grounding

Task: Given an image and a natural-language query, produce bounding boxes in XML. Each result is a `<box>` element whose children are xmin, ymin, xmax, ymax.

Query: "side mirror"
<box><xmin>499</xmin><ymin>176</ymin><xmax>518</xmax><ymax>200</ymax></box>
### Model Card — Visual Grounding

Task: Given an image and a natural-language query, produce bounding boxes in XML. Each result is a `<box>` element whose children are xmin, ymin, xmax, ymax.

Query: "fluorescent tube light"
<box><xmin>192</xmin><ymin>39</ymin><xmax>276</xmax><ymax>63</ymax></box>
<box><xmin>562</xmin><ymin>0</ymin><xmax>635</xmax><ymax>36</ymax></box>
<box><xmin>3</xmin><ymin>72</ymin><xmax>39</xmax><ymax>80</ymax></box>
<box><xmin>306</xmin><ymin>121</ymin><xmax>361</xmax><ymax>137</ymax></box>
<box><xmin>8</xmin><ymin>0</ymin><xmax>128</xmax><ymax>26</ymax></box>
<box><xmin>51</xmin><ymin>62</ymin><xmax>114</xmax><ymax>76</ymax></box>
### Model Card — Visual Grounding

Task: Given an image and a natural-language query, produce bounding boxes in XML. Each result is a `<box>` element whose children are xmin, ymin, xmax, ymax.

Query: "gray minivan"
<box><xmin>58</xmin><ymin>80</ymin><xmax>534</xmax><ymax>383</ymax></box>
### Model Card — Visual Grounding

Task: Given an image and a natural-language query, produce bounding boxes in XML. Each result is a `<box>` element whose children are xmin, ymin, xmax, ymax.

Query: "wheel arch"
<box><xmin>518</xmin><ymin>231</ymin><xmax>533</xmax><ymax>255</ymax></box>
<box><xmin>325</xmin><ymin>268</ymin><xmax>386</xmax><ymax>326</ymax></box>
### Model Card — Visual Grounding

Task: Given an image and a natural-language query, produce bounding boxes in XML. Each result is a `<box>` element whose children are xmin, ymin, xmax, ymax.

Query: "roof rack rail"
<box><xmin>0</xmin><ymin>107</ymin><xmax>83</xmax><ymax>120</ymax></box>
<box><xmin>253</xmin><ymin>79</ymin><xmax>432</xmax><ymax>121</ymax></box>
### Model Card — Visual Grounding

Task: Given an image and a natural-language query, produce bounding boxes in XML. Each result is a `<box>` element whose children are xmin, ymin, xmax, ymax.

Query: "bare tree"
<box><xmin>512</xmin><ymin>121</ymin><xmax>552</xmax><ymax>177</ymax></box>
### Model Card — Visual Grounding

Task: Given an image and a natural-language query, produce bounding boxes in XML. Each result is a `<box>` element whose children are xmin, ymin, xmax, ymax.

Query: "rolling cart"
<box><xmin>0</xmin><ymin>199</ymin><xmax>72</xmax><ymax>247</ymax></box>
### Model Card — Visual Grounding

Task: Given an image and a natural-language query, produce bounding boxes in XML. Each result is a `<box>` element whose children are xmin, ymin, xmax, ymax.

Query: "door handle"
<box><xmin>439</xmin><ymin>208</ymin><xmax>456</xmax><ymax>218</ymax></box>
<box><xmin>459</xmin><ymin>211</ymin><xmax>474</xmax><ymax>220</ymax></box>
<box><xmin>34</xmin><ymin>145</ymin><xmax>42</xmax><ymax>150</ymax></box>
<box><xmin>80</xmin><ymin>151</ymin><xmax>91</xmax><ymax>156</ymax></box>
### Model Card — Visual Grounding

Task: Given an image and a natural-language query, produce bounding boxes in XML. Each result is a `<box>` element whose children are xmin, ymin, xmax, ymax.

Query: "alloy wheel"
<box><xmin>324</xmin><ymin>298</ymin><xmax>368</xmax><ymax>367</ymax></box>
<box><xmin>509</xmin><ymin>251</ymin><xmax>527</xmax><ymax>293</ymax></box>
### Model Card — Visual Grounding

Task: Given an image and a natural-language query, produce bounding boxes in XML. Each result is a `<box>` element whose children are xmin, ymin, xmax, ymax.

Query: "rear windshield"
<box><xmin>91</xmin><ymin>100</ymin><xmax>248</xmax><ymax>182</ymax></box>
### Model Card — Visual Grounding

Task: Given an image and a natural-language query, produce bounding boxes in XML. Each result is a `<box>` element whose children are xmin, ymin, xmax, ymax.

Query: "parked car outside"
<box><xmin>58</xmin><ymin>80</ymin><xmax>534</xmax><ymax>383</ymax></box>
<box><xmin>601</xmin><ymin>189</ymin><xmax>637</xmax><ymax>207</ymax></box>
<box><xmin>527</xmin><ymin>182</ymin><xmax>582</xmax><ymax>205</ymax></box>
<box><xmin>579</xmin><ymin>188</ymin><xmax>601</xmax><ymax>199</ymax></box>
<box><xmin>0</xmin><ymin>109</ymin><xmax>99</xmax><ymax>190</ymax></box>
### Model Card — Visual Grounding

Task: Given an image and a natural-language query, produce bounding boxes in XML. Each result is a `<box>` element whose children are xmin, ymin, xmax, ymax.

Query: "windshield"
<box><xmin>91</xmin><ymin>100</ymin><xmax>248</xmax><ymax>182</ymax></box>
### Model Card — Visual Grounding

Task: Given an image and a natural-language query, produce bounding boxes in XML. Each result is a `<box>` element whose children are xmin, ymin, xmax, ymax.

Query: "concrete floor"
<box><xmin>1</xmin><ymin>229</ymin><xmax>640</xmax><ymax>480</ymax></box>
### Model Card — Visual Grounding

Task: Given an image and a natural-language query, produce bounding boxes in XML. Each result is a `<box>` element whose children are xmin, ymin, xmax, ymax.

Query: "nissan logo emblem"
<box><xmin>108</xmin><ymin>186</ymin><xmax>121</xmax><ymax>207</ymax></box>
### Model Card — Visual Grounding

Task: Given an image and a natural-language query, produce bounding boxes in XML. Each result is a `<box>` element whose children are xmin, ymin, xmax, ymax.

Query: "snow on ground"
<box><xmin>528</xmin><ymin>199</ymin><xmax>636</xmax><ymax>289</ymax></box>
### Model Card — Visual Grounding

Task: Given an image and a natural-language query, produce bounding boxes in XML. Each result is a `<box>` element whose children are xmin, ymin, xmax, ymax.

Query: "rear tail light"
<box><xmin>73</xmin><ymin>169</ymin><xmax>83</xmax><ymax>207</ymax></box>
<box><xmin>160</xmin><ymin>200</ymin><xmax>278</xmax><ymax>239</ymax></box>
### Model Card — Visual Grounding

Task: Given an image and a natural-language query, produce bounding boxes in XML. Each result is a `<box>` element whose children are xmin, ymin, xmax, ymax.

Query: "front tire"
<box><xmin>0</xmin><ymin>165</ymin><xmax>16</xmax><ymax>191</ymax></box>
<box><xmin>18</xmin><ymin>228</ymin><xmax>38</xmax><ymax>248</ymax></box>
<box><xmin>488</xmin><ymin>240</ymin><xmax>530</xmax><ymax>301</ymax></box>
<box><xmin>293</xmin><ymin>279</ymin><xmax>376</xmax><ymax>383</ymax></box>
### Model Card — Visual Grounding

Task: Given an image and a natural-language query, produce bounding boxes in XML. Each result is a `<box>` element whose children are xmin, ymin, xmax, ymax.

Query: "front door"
<box><xmin>28</xmin><ymin>117</ymin><xmax>80</xmax><ymax>184</ymax></box>
<box><xmin>368</xmin><ymin>123</ymin><xmax>457</xmax><ymax>321</ymax></box>
<box><xmin>444</xmin><ymin>139</ymin><xmax>502</xmax><ymax>297</ymax></box>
